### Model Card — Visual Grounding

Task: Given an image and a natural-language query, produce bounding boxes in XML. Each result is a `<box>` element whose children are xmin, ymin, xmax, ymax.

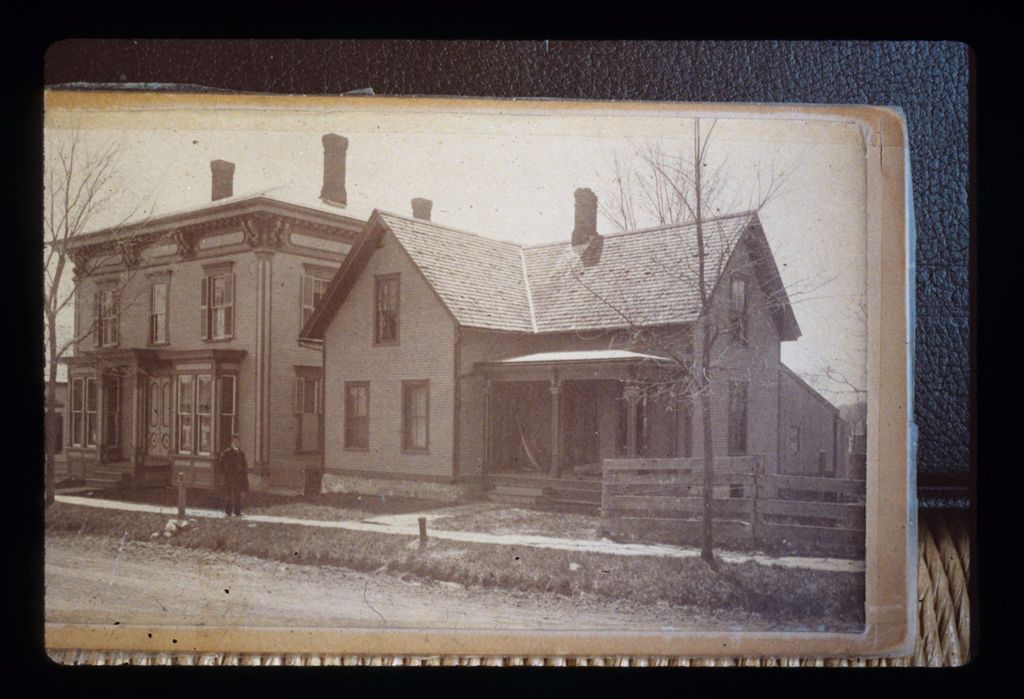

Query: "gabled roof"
<box><xmin>301</xmin><ymin>209</ymin><xmax>801</xmax><ymax>341</ymax></box>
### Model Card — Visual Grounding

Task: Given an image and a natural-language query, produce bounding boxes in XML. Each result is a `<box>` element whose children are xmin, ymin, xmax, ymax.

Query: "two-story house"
<box><xmin>300</xmin><ymin>188</ymin><xmax>848</xmax><ymax>506</ymax></box>
<box><xmin>61</xmin><ymin>134</ymin><xmax>362</xmax><ymax>490</ymax></box>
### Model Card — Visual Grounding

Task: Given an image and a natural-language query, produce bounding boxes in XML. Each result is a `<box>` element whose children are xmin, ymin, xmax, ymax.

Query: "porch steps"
<box><xmin>485</xmin><ymin>475</ymin><xmax>602</xmax><ymax>515</ymax></box>
<box><xmin>84</xmin><ymin>467</ymin><xmax>126</xmax><ymax>490</ymax></box>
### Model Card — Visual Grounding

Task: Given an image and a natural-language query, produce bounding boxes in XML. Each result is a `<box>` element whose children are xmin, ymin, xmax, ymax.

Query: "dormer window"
<box><xmin>374</xmin><ymin>274</ymin><xmax>400</xmax><ymax>344</ymax></box>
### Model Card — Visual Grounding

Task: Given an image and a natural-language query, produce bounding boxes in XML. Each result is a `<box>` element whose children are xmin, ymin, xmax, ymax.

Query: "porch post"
<box><xmin>130</xmin><ymin>368</ymin><xmax>142</xmax><ymax>471</ymax></box>
<box><xmin>624</xmin><ymin>382</ymin><xmax>640</xmax><ymax>458</ymax></box>
<box><xmin>482</xmin><ymin>379</ymin><xmax>492</xmax><ymax>474</ymax></box>
<box><xmin>549</xmin><ymin>375</ymin><xmax>561</xmax><ymax>477</ymax></box>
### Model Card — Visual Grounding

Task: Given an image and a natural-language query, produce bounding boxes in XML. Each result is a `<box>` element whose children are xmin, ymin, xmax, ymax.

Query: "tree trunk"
<box><xmin>699</xmin><ymin>321</ymin><xmax>715</xmax><ymax>565</ymax></box>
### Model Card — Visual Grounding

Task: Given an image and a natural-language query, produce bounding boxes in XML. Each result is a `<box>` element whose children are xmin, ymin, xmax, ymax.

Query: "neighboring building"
<box><xmin>302</xmin><ymin>188</ymin><xmax>848</xmax><ymax>495</ymax></box>
<box><xmin>59</xmin><ymin>135</ymin><xmax>362</xmax><ymax>490</ymax></box>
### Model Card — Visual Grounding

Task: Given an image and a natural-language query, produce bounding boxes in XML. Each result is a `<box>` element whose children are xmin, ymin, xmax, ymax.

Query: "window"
<box><xmin>402</xmin><ymin>381</ymin><xmax>429</xmax><ymax>452</ymax></box>
<box><xmin>196</xmin><ymin>375</ymin><xmax>213</xmax><ymax>455</ymax></box>
<box><xmin>819</xmin><ymin>450</ymin><xmax>831</xmax><ymax>475</ymax></box>
<box><xmin>176</xmin><ymin>374</ymin><xmax>194</xmax><ymax>453</ymax></box>
<box><xmin>788</xmin><ymin>426</ymin><xmax>801</xmax><ymax>455</ymax></box>
<box><xmin>295</xmin><ymin>373</ymin><xmax>323</xmax><ymax>453</ymax></box>
<box><xmin>104</xmin><ymin>376</ymin><xmax>120</xmax><ymax>449</ymax></box>
<box><xmin>301</xmin><ymin>275</ymin><xmax>330</xmax><ymax>326</ymax></box>
<box><xmin>729</xmin><ymin>276</ymin><xmax>748</xmax><ymax>346</ymax></box>
<box><xmin>727</xmin><ymin>381</ymin><xmax>748</xmax><ymax>455</ymax></box>
<box><xmin>201</xmin><ymin>272</ymin><xmax>234</xmax><ymax>340</ymax></box>
<box><xmin>219</xmin><ymin>375</ymin><xmax>237</xmax><ymax>452</ymax></box>
<box><xmin>678</xmin><ymin>397</ymin><xmax>693</xmax><ymax>458</ymax></box>
<box><xmin>344</xmin><ymin>382</ymin><xmax>369</xmax><ymax>450</ymax></box>
<box><xmin>150</xmin><ymin>281</ymin><xmax>168</xmax><ymax>344</ymax></box>
<box><xmin>70</xmin><ymin>378</ymin><xmax>83</xmax><ymax>447</ymax></box>
<box><xmin>85</xmin><ymin>377</ymin><xmax>98</xmax><ymax>447</ymax></box>
<box><xmin>374</xmin><ymin>274</ymin><xmax>400</xmax><ymax>344</ymax></box>
<box><xmin>95</xmin><ymin>288</ymin><xmax>119</xmax><ymax>347</ymax></box>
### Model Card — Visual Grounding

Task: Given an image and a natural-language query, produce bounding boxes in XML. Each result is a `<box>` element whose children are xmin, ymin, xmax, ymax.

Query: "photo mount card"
<box><xmin>43</xmin><ymin>92</ymin><xmax>916</xmax><ymax>660</ymax></box>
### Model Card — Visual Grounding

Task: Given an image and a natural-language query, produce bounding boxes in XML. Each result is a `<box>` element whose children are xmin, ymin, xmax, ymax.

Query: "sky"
<box><xmin>45</xmin><ymin>97</ymin><xmax>868</xmax><ymax>400</ymax></box>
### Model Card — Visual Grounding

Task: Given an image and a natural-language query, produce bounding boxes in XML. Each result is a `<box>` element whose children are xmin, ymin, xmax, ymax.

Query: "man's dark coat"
<box><xmin>217</xmin><ymin>446</ymin><xmax>249</xmax><ymax>493</ymax></box>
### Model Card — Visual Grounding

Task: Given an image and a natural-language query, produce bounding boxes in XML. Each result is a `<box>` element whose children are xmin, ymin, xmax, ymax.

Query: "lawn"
<box><xmin>46</xmin><ymin>501</ymin><xmax>865</xmax><ymax>630</ymax></box>
<box><xmin>431</xmin><ymin>504</ymin><xmax>602</xmax><ymax>541</ymax></box>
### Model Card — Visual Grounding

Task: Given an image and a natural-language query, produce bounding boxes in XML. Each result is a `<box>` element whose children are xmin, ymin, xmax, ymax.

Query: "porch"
<box><xmin>474</xmin><ymin>349</ymin><xmax>685</xmax><ymax>514</ymax></box>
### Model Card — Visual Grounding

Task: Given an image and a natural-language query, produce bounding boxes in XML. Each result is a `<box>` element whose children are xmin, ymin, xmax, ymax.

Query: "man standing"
<box><xmin>217</xmin><ymin>434</ymin><xmax>249</xmax><ymax>517</ymax></box>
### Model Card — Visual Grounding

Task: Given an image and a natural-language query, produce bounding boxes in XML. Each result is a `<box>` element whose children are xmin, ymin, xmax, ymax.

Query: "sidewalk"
<box><xmin>54</xmin><ymin>494</ymin><xmax>865</xmax><ymax>574</ymax></box>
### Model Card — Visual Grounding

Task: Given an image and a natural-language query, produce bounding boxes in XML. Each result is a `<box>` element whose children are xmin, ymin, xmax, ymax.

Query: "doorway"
<box><xmin>147</xmin><ymin>376</ymin><xmax>172</xmax><ymax>458</ymax></box>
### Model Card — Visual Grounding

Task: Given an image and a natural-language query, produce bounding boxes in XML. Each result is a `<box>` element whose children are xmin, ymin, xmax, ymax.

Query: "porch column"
<box><xmin>624</xmin><ymin>382</ymin><xmax>640</xmax><ymax>458</ymax></box>
<box><xmin>549</xmin><ymin>376</ymin><xmax>561</xmax><ymax>477</ymax></box>
<box><xmin>130</xmin><ymin>369</ymin><xmax>143</xmax><ymax>470</ymax></box>
<box><xmin>482</xmin><ymin>380</ymin><xmax>492</xmax><ymax>473</ymax></box>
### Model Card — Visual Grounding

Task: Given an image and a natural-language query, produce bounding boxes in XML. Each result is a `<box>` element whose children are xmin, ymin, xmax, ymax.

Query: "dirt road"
<box><xmin>46</xmin><ymin>533</ymin><xmax>783</xmax><ymax>632</ymax></box>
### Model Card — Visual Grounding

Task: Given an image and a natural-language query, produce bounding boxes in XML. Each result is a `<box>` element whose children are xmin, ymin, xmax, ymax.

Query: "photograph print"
<box><xmin>43</xmin><ymin>93</ymin><xmax>910</xmax><ymax>657</ymax></box>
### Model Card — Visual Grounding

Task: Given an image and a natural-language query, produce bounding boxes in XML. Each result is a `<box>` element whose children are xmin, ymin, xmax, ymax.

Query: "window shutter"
<box><xmin>200</xmin><ymin>276</ymin><xmax>209</xmax><ymax>340</ymax></box>
<box><xmin>93</xmin><ymin>291</ymin><xmax>101</xmax><ymax>347</ymax></box>
<box><xmin>225</xmin><ymin>273</ymin><xmax>235</xmax><ymax>337</ymax></box>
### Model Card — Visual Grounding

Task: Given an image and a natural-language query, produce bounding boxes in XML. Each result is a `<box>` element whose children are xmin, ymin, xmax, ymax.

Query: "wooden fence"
<box><xmin>600</xmin><ymin>456</ymin><xmax>866</xmax><ymax>559</ymax></box>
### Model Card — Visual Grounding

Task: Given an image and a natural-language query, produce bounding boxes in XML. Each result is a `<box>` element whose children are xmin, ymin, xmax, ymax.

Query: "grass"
<box><xmin>431</xmin><ymin>506</ymin><xmax>602</xmax><ymax>541</ymax></box>
<box><xmin>46</xmin><ymin>502</ymin><xmax>865</xmax><ymax>629</ymax></box>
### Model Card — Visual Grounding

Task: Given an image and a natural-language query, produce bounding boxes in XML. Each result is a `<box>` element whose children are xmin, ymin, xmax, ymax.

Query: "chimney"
<box><xmin>411</xmin><ymin>198</ymin><xmax>433</xmax><ymax>221</ymax></box>
<box><xmin>571</xmin><ymin>187</ymin><xmax>599</xmax><ymax>247</ymax></box>
<box><xmin>320</xmin><ymin>133</ymin><xmax>349</xmax><ymax>207</ymax></box>
<box><xmin>210</xmin><ymin>160</ymin><xmax>235</xmax><ymax>201</ymax></box>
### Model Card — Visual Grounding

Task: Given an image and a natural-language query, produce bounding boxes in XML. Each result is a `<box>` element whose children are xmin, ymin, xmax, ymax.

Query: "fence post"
<box><xmin>177</xmin><ymin>470</ymin><xmax>187</xmax><ymax>520</ymax></box>
<box><xmin>418</xmin><ymin>516</ymin><xmax>428</xmax><ymax>548</ymax></box>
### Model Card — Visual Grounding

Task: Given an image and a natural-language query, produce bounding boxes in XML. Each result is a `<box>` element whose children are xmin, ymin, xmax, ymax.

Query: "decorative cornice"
<box><xmin>118</xmin><ymin>239</ymin><xmax>141</xmax><ymax>269</ymax></box>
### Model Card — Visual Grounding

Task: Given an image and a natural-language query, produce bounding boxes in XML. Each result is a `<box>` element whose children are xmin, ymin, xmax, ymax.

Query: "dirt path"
<box><xmin>46</xmin><ymin>533</ymin><xmax>788</xmax><ymax>632</ymax></box>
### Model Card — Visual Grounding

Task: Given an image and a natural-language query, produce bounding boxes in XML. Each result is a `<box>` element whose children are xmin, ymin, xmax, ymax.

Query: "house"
<box><xmin>59</xmin><ymin>134</ymin><xmax>363</xmax><ymax>490</ymax></box>
<box><xmin>45</xmin><ymin>380</ymin><xmax>70</xmax><ymax>482</ymax></box>
<box><xmin>301</xmin><ymin>187</ymin><xmax>849</xmax><ymax>504</ymax></box>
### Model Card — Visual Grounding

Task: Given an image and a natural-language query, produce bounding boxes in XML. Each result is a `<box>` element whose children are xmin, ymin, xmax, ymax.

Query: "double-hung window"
<box><xmin>95</xmin><ymin>288</ymin><xmax>119</xmax><ymax>347</ymax></box>
<box><xmin>374</xmin><ymin>274</ymin><xmax>400</xmax><ymax>344</ymax></box>
<box><xmin>150</xmin><ymin>280</ymin><xmax>168</xmax><ymax>344</ymax></box>
<box><xmin>301</xmin><ymin>275</ymin><xmax>330</xmax><ymax>327</ymax></box>
<box><xmin>727</xmin><ymin>381</ymin><xmax>748</xmax><ymax>456</ymax></box>
<box><xmin>729</xmin><ymin>275</ymin><xmax>748</xmax><ymax>346</ymax></box>
<box><xmin>344</xmin><ymin>382</ymin><xmax>369</xmax><ymax>450</ymax></box>
<box><xmin>295</xmin><ymin>372</ymin><xmax>323</xmax><ymax>453</ymax></box>
<box><xmin>401</xmin><ymin>381</ymin><xmax>429</xmax><ymax>452</ymax></box>
<box><xmin>201</xmin><ymin>268</ymin><xmax>234</xmax><ymax>341</ymax></box>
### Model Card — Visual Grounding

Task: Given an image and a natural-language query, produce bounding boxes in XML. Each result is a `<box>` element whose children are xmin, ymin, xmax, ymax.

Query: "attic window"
<box><xmin>729</xmin><ymin>275</ymin><xmax>748</xmax><ymax>346</ymax></box>
<box><xmin>374</xmin><ymin>274</ymin><xmax>400</xmax><ymax>344</ymax></box>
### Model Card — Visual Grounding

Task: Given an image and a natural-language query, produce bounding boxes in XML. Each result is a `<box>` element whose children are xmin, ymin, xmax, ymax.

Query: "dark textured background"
<box><xmin>42</xmin><ymin>40</ymin><xmax>971</xmax><ymax>507</ymax></box>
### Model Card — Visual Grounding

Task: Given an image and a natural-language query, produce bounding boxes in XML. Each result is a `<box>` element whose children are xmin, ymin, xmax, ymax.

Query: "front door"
<box><xmin>147</xmin><ymin>377</ymin><xmax>172</xmax><ymax>458</ymax></box>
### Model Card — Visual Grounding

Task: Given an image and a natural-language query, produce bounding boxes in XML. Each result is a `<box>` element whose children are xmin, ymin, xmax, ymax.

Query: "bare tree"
<box><xmin>43</xmin><ymin>129</ymin><xmax>152</xmax><ymax>506</ymax></box>
<box><xmin>592</xmin><ymin>120</ymin><xmax>803</xmax><ymax>565</ymax></box>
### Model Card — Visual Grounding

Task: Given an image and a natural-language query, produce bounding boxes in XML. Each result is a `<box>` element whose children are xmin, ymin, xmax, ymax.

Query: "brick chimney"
<box><xmin>571</xmin><ymin>187</ymin><xmax>599</xmax><ymax>247</ymax></box>
<box><xmin>320</xmin><ymin>133</ymin><xmax>349</xmax><ymax>207</ymax></box>
<box><xmin>210</xmin><ymin>160</ymin><xmax>235</xmax><ymax>201</ymax></box>
<box><xmin>411</xmin><ymin>198</ymin><xmax>432</xmax><ymax>221</ymax></box>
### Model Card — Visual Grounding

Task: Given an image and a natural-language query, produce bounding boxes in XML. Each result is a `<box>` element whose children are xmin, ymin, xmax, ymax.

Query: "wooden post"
<box><xmin>624</xmin><ymin>383</ymin><xmax>640</xmax><ymax>459</ymax></box>
<box><xmin>549</xmin><ymin>377</ymin><xmax>561</xmax><ymax>477</ymax></box>
<box><xmin>418</xmin><ymin>516</ymin><xmax>427</xmax><ymax>548</ymax></box>
<box><xmin>177</xmin><ymin>470</ymin><xmax>186</xmax><ymax>520</ymax></box>
<box><xmin>482</xmin><ymin>380</ymin><xmax>492</xmax><ymax>474</ymax></box>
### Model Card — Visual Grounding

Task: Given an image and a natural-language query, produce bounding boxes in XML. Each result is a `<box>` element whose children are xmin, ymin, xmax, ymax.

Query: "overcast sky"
<box><xmin>45</xmin><ymin>98</ymin><xmax>867</xmax><ymax>400</ymax></box>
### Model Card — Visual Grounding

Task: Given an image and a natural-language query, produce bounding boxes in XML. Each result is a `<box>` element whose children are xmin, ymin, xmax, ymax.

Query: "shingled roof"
<box><xmin>302</xmin><ymin>209</ymin><xmax>800</xmax><ymax>340</ymax></box>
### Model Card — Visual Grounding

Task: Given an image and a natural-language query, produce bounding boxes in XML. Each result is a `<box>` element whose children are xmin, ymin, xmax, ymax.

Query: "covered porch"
<box><xmin>474</xmin><ymin>350</ymin><xmax>686</xmax><ymax>482</ymax></box>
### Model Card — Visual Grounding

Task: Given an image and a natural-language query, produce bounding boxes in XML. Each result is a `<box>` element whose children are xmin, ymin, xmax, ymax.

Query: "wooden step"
<box><xmin>492</xmin><ymin>484</ymin><xmax>545</xmax><ymax>497</ymax></box>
